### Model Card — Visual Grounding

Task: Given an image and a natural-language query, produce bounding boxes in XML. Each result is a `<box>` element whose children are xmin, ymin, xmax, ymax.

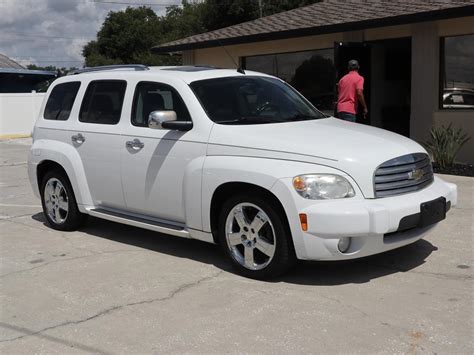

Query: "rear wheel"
<box><xmin>218</xmin><ymin>194</ymin><xmax>295</xmax><ymax>279</ymax></box>
<box><xmin>40</xmin><ymin>170</ymin><xmax>87</xmax><ymax>231</ymax></box>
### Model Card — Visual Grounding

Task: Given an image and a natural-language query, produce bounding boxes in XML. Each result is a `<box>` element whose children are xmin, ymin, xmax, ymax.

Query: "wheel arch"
<box><xmin>37</xmin><ymin>160</ymin><xmax>69</xmax><ymax>188</ymax></box>
<box><xmin>31</xmin><ymin>139</ymin><xmax>93</xmax><ymax>209</ymax></box>
<box><xmin>209</xmin><ymin>182</ymin><xmax>293</xmax><ymax>248</ymax></box>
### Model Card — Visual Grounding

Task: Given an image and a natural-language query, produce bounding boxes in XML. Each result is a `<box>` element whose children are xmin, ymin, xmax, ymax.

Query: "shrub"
<box><xmin>424</xmin><ymin>124</ymin><xmax>470</xmax><ymax>170</ymax></box>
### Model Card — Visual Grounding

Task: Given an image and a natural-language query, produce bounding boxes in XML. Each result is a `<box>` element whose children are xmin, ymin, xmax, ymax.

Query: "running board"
<box><xmin>88</xmin><ymin>208</ymin><xmax>190</xmax><ymax>238</ymax></box>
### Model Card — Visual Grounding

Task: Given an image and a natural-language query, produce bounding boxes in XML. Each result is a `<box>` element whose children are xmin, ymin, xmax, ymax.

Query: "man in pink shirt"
<box><xmin>337</xmin><ymin>60</ymin><xmax>368</xmax><ymax>122</ymax></box>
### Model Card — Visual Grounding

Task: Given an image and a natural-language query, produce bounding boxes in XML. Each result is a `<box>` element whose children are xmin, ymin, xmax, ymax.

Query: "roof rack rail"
<box><xmin>69</xmin><ymin>64</ymin><xmax>149</xmax><ymax>75</ymax></box>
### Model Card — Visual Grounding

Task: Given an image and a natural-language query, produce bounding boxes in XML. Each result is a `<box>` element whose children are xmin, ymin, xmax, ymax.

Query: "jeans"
<box><xmin>338</xmin><ymin>112</ymin><xmax>356</xmax><ymax>122</ymax></box>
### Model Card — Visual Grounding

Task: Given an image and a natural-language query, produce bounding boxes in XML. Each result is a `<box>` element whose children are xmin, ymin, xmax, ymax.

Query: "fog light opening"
<box><xmin>338</xmin><ymin>237</ymin><xmax>352</xmax><ymax>253</ymax></box>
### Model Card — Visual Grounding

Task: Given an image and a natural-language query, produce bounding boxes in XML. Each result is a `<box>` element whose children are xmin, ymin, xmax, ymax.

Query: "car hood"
<box><xmin>207</xmin><ymin>117</ymin><xmax>427</xmax><ymax>198</ymax></box>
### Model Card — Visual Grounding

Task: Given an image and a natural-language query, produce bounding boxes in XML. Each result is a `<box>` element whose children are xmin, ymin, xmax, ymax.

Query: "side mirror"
<box><xmin>148</xmin><ymin>110</ymin><xmax>177</xmax><ymax>130</ymax></box>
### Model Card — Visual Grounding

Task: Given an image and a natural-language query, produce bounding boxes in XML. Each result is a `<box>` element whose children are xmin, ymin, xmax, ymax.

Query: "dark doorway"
<box><xmin>334</xmin><ymin>42</ymin><xmax>371</xmax><ymax>124</ymax></box>
<box><xmin>334</xmin><ymin>38</ymin><xmax>412</xmax><ymax>136</ymax></box>
<box><xmin>369</xmin><ymin>38</ymin><xmax>411</xmax><ymax>136</ymax></box>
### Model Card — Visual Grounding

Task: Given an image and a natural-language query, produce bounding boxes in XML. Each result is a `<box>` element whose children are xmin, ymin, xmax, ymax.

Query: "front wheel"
<box><xmin>218</xmin><ymin>194</ymin><xmax>295</xmax><ymax>279</ymax></box>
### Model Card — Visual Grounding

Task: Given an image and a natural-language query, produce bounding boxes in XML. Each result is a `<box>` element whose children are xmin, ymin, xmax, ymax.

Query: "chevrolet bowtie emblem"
<box><xmin>408</xmin><ymin>169</ymin><xmax>424</xmax><ymax>181</ymax></box>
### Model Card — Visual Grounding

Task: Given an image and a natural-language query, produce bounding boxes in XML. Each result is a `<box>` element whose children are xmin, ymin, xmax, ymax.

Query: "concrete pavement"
<box><xmin>0</xmin><ymin>138</ymin><xmax>472</xmax><ymax>354</ymax></box>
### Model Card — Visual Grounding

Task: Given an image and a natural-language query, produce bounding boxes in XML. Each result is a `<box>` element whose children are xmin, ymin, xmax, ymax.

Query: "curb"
<box><xmin>0</xmin><ymin>134</ymin><xmax>31</xmax><ymax>140</ymax></box>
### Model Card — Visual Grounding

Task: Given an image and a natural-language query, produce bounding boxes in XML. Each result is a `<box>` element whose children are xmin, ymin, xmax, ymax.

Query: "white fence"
<box><xmin>0</xmin><ymin>93</ymin><xmax>45</xmax><ymax>136</ymax></box>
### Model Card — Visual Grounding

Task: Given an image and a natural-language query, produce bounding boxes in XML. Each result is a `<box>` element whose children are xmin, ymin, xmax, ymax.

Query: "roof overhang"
<box><xmin>0</xmin><ymin>68</ymin><xmax>57</xmax><ymax>77</ymax></box>
<box><xmin>152</xmin><ymin>5</ymin><xmax>474</xmax><ymax>53</ymax></box>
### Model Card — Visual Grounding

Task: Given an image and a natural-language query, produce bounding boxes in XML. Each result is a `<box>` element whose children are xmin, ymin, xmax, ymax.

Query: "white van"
<box><xmin>28</xmin><ymin>65</ymin><xmax>457</xmax><ymax>278</ymax></box>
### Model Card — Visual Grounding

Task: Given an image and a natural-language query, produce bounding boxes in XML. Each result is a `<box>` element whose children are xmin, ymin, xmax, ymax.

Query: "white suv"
<box><xmin>28</xmin><ymin>65</ymin><xmax>457</xmax><ymax>279</ymax></box>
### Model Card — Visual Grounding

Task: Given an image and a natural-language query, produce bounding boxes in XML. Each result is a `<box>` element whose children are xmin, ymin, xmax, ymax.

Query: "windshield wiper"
<box><xmin>288</xmin><ymin>114</ymin><xmax>319</xmax><ymax>121</ymax></box>
<box><xmin>217</xmin><ymin>116</ymin><xmax>282</xmax><ymax>125</ymax></box>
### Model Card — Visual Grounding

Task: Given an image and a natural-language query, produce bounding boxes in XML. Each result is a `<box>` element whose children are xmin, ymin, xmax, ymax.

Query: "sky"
<box><xmin>0</xmin><ymin>0</ymin><xmax>183</xmax><ymax>68</ymax></box>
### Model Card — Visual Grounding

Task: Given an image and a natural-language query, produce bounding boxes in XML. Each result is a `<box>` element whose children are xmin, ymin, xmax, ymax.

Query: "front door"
<box><xmin>120</xmin><ymin>80</ymin><xmax>207</xmax><ymax>224</ymax></box>
<box><xmin>334</xmin><ymin>41</ymin><xmax>371</xmax><ymax>124</ymax></box>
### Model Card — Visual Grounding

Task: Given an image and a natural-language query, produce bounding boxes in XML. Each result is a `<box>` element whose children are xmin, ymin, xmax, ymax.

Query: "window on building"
<box><xmin>243</xmin><ymin>48</ymin><xmax>336</xmax><ymax>112</ymax></box>
<box><xmin>44</xmin><ymin>82</ymin><xmax>80</xmax><ymax>120</ymax></box>
<box><xmin>440</xmin><ymin>34</ymin><xmax>474</xmax><ymax>109</ymax></box>
<box><xmin>79</xmin><ymin>80</ymin><xmax>127</xmax><ymax>124</ymax></box>
<box><xmin>131</xmin><ymin>81</ymin><xmax>191</xmax><ymax>127</ymax></box>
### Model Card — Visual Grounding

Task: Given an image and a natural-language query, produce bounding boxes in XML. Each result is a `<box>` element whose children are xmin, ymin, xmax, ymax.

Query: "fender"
<box><xmin>30</xmin><ymin>139</ymin><xmax>93</xmax><ymax>211</ymax></box>
<box><xmin>201</xmin><ymin>155</ymin><xmax>353</xmax><ymax>233</ymax></box>
<box><xmin>182</xmin><ymin>155</ymin><xmax>206</xmax><ymax>231</ymax></box>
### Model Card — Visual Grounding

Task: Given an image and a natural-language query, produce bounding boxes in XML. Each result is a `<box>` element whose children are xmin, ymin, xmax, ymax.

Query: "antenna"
<box><xmin>216</xmin><ymin>37</ymin><xmax>245</xmax><ymax>74</ymax></box>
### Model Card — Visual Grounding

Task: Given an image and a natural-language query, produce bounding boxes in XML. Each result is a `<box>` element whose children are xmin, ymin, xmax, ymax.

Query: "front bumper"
<box><xmin>271</xmin><ymin>176</ymin><xmax>457</xmax><ymax>261</ymax></box>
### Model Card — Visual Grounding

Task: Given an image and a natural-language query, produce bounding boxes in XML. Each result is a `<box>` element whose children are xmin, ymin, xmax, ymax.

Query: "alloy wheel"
<box><xmin>44</xmin><ymin>178</ymin><xmax>69</xmax><ymax>224</ymax></box>
<box><xmin>225</xmin><ymin>203</ymin><xmax>276</xmax><ymax>270</ymax></box>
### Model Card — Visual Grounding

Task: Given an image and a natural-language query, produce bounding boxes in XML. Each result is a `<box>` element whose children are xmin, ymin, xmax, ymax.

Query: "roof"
<box><xmin>152</xmin><ymin>0</ymin><xmax>474</xmax><ymax>53</ymax></box>
<box><xmin>0</xmin><ymin>53</ymin><xmax>24</xmax><ymax>69</ymax></box>
<box><xmin>56</xmin><ymin>65</ymin><xmax>268</xmax><ymax>85</ymax></box>
<box><xmin>150</xmin><ymin>66</ymin><xmax>269</xmax><ymax>83</ymax></box>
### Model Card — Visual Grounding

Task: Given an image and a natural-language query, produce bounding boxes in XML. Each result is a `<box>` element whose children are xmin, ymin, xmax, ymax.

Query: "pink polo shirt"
<box><xmin>337</xmin><ymin>71</ymin><xmax>364</xmax><ymax>114</ymax></box>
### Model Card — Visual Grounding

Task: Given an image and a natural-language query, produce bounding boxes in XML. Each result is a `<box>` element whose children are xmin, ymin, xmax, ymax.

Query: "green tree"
<box><xmin>26</xmin><ymin>65</ymin><xmax>79</xmax><ymax>92</ymax></box>
<box><xmin>82</xmin><ymin>1</ymin><xmax>324</xmax><ymax>67</ymax></box>
<box><xmin>261</xmin><ymin>0</ymin><xmax>321</xmax><ymax>16</ymax></box>
<box><xmin>199</xmin><ymin>0</ymin><xmax>259</xmax><ymax>31</ymax></box>
<box><xmin>83</xmin><ymin>6</ymin><xmax>181</xmax><ymax>66</ymax></box>
<box><xmin>159</xmin><ymin>1</ymin><xmax>207</xmax><ymax>44</ymax></box>
<box><xmin>26</xmin><ymin>64</ymin><xmax>78</xmax><ymax>76</ymax></box>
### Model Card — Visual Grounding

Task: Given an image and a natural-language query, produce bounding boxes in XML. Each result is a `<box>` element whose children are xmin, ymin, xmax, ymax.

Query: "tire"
<box><xmin>40</xmin><ymin>169</ymin><xmax>87</xmax><ymax>231</ymax></box>
<box><xmin>218</xmin><ymin>194</ymin><xmax>295</xmax><ymax>279</ymax></box>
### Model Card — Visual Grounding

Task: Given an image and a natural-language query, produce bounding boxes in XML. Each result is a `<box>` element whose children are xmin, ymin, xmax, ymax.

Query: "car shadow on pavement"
<box><xmin>32</xmin><ymin>213</ymin><xmax>438</xmax><ymax>285</ymax></box>
<box><xmin>277</xmin><ymin>239</ymin><xmax>438</xmax><ymax>285</ymax></box>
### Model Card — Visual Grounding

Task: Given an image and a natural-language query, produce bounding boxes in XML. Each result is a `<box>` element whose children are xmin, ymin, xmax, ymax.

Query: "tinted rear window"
<box><xmin>44</xmin><ymin>82</ymin><xmax>81</xmax><ymax>120</ymax></box>
<box><xmin>79</xmin><ymin>80</ymin><xmax>127</xmax><ymax>125</ymax></box>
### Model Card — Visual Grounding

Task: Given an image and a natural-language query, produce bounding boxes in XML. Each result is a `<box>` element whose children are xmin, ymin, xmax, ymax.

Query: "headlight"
<box><xmin>293</xmin><ymin>174</ymin><xmax>355</xmax><ymax>200</ymax></box>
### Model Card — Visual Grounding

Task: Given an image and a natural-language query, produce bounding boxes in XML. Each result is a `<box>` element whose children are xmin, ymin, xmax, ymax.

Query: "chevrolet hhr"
<box><xmin>28</xmin><ymin>65</ymin><xmax>457</xmax><ymax>278</ymax></box>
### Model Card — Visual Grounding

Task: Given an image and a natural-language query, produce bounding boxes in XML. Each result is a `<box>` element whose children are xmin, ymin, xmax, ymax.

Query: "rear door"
<box><xmin>71</xmin><ymin>79</ymin><xmax>127</xmax><ymax>209</ymax></box>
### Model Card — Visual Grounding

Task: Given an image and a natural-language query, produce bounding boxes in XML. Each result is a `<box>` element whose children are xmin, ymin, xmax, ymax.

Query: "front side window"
<box><xmin>44</xmin><ymin>82</ymin><xmax>80</xmax><ymax>120</ymax></box>
<box><xmin>440</xmin><ymin>34</ymin><xmax>474</xmax><ymax>109</ymax></box>
<box><xmin>131</xmin><ymin>81</ymin><xmax>191</xmax><ymax>127</ymax></box>
<box><xmin>79</xmin><ymin>80</ymin><xmax>127</xmax><ymax>124</ymax></box>
<box><xmin>190</xmin><ymin>76</ymin><xmax>326</xmax><ymax>125</ymax></box>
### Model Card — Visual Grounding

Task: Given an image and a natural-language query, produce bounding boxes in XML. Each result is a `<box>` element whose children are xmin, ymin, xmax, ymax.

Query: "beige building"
<box><xmin>153</xmin><ymin>1</ymin><xmax>474</xmax><ymax>163</ymax></box>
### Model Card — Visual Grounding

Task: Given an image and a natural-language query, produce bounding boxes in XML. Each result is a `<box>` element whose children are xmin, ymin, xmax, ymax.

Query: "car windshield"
<box><xmin>190</xmin><ymin>76</ymin><xmax>326</xmax><ymax>125</ymax></box>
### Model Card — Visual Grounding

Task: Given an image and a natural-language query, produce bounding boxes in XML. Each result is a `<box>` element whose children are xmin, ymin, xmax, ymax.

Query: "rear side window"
<box><xmin>79</xmin><ymin>80</ymin><xmax>127</xmax><ymax>125</ymax></box>
<box><xmin>131</xmin><ymin>81</ymin><xmax>191</xmax><ymax>127</ymax></box>
<box><xmin>44</xmin><ymin>82</ymin><xmax>80</xmax><ymax>120</ymax></box>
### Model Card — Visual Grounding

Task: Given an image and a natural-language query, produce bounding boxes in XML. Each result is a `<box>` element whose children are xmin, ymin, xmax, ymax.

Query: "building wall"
<box><xmin>433</xmin><ymin>17</ymin><xmax>474</xmax><ymax>163</ymax></box>
<box><xmin>0</xmin><ymin>93</ymin><xmax>45</xmax><ymax>136</ymax></box>
<box><xmin>186</xmin><ymin>23</ymin><xmax>414</xmax><ymax>67</ymax></box>
<box><xmin>189</xmin><ymin>32</ymin><xmax>344</xmax><ymax>67</ymax></box>
<box><xmin>410</xmin><ymin>17</ymin><xmax>474</xmax><ymax>163</ymax></box>
<box><xmin>410</xmin><ymin>21</ymin><xmax>439</xmax><ymax>145</ymax></box>
<box><xmin>186</xmin><ymin>16</ymin><xmax>474</xmax><ymax>163</ymax></box>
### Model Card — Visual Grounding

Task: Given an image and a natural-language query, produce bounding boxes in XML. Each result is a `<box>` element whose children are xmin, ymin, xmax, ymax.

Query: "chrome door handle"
<box><xmin>71</xmin><ymin>133</ymin><xmax>85</xmax><ymax>145</ymax></box>
<box><xmin>126</xmin><ymin>138</ymin><xmax>144</xmax><ymax>150</ymax></box>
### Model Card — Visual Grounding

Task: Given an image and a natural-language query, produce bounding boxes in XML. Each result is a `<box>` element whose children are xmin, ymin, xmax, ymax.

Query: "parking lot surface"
<box><xmin>0</xmin><ymin>138</ymin><xmax>473</xmax><ymax>354</ymax></box>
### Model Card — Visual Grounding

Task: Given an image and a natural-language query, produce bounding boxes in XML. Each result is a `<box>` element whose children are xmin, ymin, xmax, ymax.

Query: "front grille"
<box><xmin>374</xmin><ymin>153</ymin><xmax>434</xmax><ymax>198</ymax></box>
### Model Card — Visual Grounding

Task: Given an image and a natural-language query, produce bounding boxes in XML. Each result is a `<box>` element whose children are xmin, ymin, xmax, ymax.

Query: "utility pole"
<box><xmin>258</xmin><ymin>0</ymin><xmax>263</xmax><ymax>18</ymax></box>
